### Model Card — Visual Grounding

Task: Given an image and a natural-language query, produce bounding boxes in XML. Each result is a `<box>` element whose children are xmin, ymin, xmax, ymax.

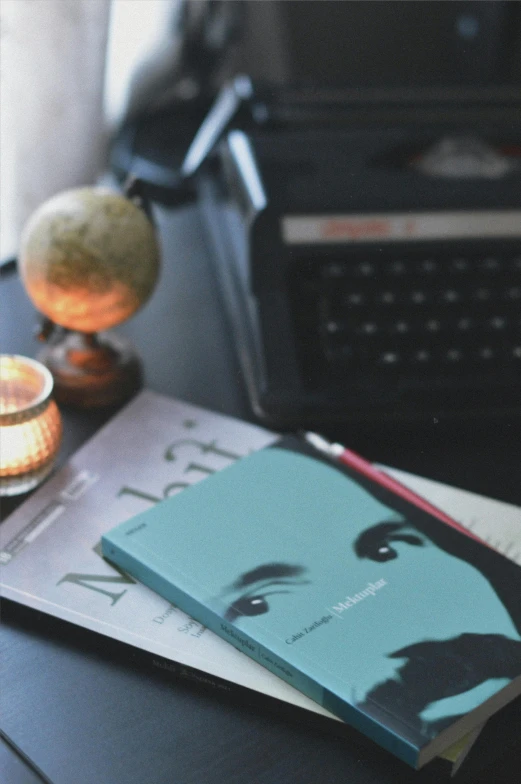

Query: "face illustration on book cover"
<box><xmin>210</xmin><ymin>443</ymin><xmax>521</xmax><ymax>742</ymax></box>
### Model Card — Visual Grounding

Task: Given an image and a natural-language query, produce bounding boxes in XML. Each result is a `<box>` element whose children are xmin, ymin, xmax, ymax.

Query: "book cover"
<box><xmin>102</xmin><ymin>436</ymin><xmax>521</xmax><ymax>769</ymax></box>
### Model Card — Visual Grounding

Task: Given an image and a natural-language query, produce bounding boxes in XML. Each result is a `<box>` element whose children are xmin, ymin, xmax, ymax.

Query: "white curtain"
<box><xmin>0</xmin><ymin>0</ymin><xmax>180</xmax><ymax>262</ymax></box>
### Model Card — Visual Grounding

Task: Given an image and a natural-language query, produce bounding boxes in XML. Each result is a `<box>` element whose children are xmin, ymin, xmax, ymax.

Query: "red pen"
<box><xmin>303</xmin><ymin>432</ymin><xmax>484</xmax><ymax>544</ymax></box>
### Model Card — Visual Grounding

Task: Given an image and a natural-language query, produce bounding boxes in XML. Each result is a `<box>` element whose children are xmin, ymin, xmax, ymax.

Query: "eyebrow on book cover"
<box><xmin>354</xmin><ymin>521</ymin><xmax>424</xmax><ymax>558</ymax></box>
<box><xmin>228</xmin><ymin>563</ymin><xmax>307</xmax><ymax>591</ymax></box>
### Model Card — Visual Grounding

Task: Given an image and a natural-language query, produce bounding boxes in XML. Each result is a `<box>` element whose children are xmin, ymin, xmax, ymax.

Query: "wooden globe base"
<box><xmin>38</xmin><ymin>331</ymin><xmax>143</xmax><ymax>408</ymax></box>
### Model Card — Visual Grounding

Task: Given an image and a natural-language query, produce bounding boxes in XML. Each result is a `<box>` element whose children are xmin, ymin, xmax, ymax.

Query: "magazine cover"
<box><xmin>1</xmin><ymin>392</ymin><xmax>334</xmax><ymax>717</ymax></box>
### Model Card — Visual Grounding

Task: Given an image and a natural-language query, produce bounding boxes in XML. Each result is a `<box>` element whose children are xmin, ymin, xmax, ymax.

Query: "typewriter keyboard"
<box><xmin>290</xmin><ymin>249</ymin><xmax>521</xmax><ymax>413</ymax></box>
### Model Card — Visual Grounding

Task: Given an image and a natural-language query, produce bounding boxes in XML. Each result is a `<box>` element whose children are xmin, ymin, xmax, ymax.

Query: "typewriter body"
<box><xmin>111</xmin><ymin>1</ymin><xmax>521</xmax><ymax>428</ymax></box>
<box><xmin>198</xmin><ymin>88</ymin><xmax>521</xmax><ymax>428</ymax></box>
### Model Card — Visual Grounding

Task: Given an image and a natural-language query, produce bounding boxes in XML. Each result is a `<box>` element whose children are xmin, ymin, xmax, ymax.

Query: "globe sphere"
<box><xmin>19</xmin><ymin>187</ymin><xmax>160</xmax><ymax>333</ymax></box>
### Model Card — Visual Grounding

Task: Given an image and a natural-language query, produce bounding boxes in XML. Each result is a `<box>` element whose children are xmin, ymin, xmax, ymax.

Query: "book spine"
<box><xmin>102</xmin><ymin>537</ymin><xmax>418</xmax><ymax>768</ymax></box>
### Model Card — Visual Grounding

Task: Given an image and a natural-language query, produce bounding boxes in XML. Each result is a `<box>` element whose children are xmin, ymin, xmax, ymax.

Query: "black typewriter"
<box><xmin>197</xmin><ymin>117</ymin><xmax>521</xmax><ymax>428</ymax></box>
<box><xmin>111</xmin><ymin>1</ymin><xmax>521</xmax><ymax>428</ymax></box>
<box><xmin>186</xmin><ymin>0</ymin><xmax>521</xmax><ymax>429</ymax></box>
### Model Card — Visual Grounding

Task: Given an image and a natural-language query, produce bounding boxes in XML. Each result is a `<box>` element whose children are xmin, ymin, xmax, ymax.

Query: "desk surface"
<box><xmin>1</xmin><ymin>204</ymin><xmax>520</xmax><ymax>784</ymax></box>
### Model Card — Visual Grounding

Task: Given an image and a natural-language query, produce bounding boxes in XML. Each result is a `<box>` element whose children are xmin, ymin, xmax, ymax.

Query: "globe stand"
<box><xmin>38</xmin><ymin>330</ymin><xmax>142</xmax><ymax>408</ymax></box>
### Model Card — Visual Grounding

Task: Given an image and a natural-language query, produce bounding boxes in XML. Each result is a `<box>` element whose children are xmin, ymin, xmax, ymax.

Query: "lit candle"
<box><xmin>0</xmin><ymin>355</ymin><xmax>62</xmax><ymax>496</ymax></box>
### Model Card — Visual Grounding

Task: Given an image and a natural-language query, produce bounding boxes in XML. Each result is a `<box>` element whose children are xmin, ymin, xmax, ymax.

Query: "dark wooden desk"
<box><xmin>1</xmin><ymin>204</ymin><xmax>520</xmax><ymax>784</ymax></box>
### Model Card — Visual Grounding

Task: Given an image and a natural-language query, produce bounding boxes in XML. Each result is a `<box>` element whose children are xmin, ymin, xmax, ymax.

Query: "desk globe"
<box><xmin>19</xmin><ymin>185</ymin><xmax>160</xmax><ymax>407</ymax></box>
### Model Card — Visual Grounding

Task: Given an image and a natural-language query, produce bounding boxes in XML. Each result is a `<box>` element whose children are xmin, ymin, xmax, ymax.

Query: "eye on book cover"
<box><xmin>102</xmin><ymin>436</ymin><xmax>521</xmax><ymax>767</ymax></box>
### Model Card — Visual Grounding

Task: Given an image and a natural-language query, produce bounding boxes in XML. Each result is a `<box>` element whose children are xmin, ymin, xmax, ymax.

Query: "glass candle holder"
<box><xmin>0</xmin><ymin>355</ymin><xmax>62</xmax><ymax>496</ymax></box>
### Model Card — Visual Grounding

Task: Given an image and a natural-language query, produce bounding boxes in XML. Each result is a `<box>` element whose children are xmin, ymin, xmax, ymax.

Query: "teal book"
<box><xmin>102</xmin><ymin>436</ymin><xmax>521</xmax><ymax>769</ymax></box>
